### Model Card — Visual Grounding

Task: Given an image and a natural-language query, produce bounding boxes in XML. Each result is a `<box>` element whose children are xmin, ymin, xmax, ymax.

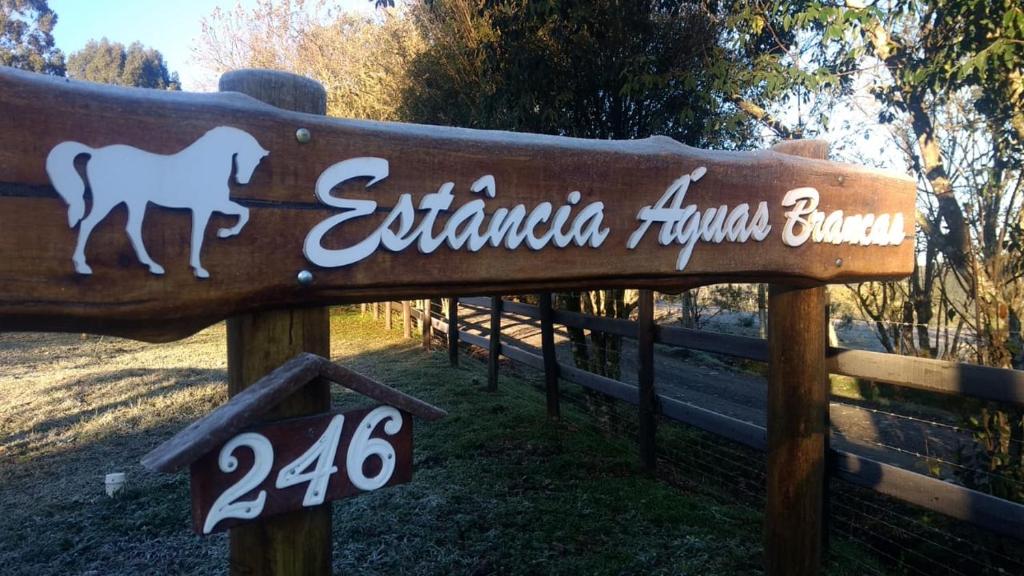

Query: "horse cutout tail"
<box><xmin>46</xmin><ymin>141</ymin><xmax>93</xmax><ymax>227</ymax></box>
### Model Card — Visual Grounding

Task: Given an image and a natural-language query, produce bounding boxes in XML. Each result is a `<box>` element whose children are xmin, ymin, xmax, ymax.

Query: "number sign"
<box><xmin>0</xmin><ymin>68</ymin><xmax>916</xmax><ymax>342</ymax></box>
<box><xmin>190</xmin><ymin>404</ymin><xmax>412</xmax><ymax>534</ymax></box>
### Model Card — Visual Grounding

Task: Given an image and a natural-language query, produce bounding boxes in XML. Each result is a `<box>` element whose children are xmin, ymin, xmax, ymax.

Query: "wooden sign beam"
<box><xmin>0</xmin><ymin>68</ymin><xmax>915</xmax><ymax>342</ymax></box>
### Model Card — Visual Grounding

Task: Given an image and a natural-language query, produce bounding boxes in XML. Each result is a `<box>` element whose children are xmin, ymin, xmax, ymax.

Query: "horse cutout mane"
<box><xmin>45</xmin><ymin>126</ymin><xmax>269</xmax><ymax>278</ymax></box>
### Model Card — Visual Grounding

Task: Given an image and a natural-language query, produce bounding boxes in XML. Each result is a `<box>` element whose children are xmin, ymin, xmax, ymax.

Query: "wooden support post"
<box><xmin>765</xmin><ymin>284</ymin><xmax>827</xmax><ymax>576</ymax></box>
<box><xmin>372</xmin><ymin>301</ymin><xmax>379</xmax><ymax>320</ymax></box>
<box><xmin>637</xmin><ymin>289</ymin><xmax>657</xmax><ymax>471</ymax></box>
<box><xmin>220</xmin><ymin>69</ymin><xmax>331</xmax><ymax>576</ymax></box>
<box><xmin>402</xmin><ymin>301</ymin><xmax>412</xmax><ymax>339</ymax></box>
<box><xmin>448</xmin><ymin>297</ymin><xmax>459</xmax><ymax>367</ymax></box>
<box><xmin>488</xmin><ymin>296</ymin><xmax>502</xmax><ymax>391</ymax></box>
<box><xmin>763</xmin><ymin>138</ymin><xmax>830</xmax><ymax>576</ymax></box>
<box><xmin>822</xmin><ymin>294</ymin><xmax>833</xmax><ymax>556</ymax></box>
<box><xmin>385</xmin><ymin>301</ymin><xmax>392</xmax><ymax>330</ymax></box>
<box><xmin>539</xmin><ymin>293</ymin><xmax>559</xmax><ymax>419</ymax></box>
<box><xmin>361</xmin><ymin>303</ymin><xmax>366</xmax><ymax>315</ymax></box>
<box><xmin>421</xmin><ymin>299</ymin><xmax>432</xmax><ymax>349</ymax></box>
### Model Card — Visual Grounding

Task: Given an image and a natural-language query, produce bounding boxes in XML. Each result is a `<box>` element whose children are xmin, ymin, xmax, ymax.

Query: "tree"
<box><xmin>0</xmin><ymin>0</ymin><xmax>64</xmax><ymax>74</ymax></box>
<box><xmin>851</xmin><ymin>1</ymin><xmax>1023</xmax><ymax>369</ymax></box>
<box><xmin>731</xmin><ymin>0</ymin><xmax>1023</xmax><ymax>369</ymax></box>
<box><xmin>716</xmin><ymin>0</ymin><xmax>1023</xmax><ymax>499</ymax></box>
<box><xmin>67</xmin><ymin>38</ymin><xmax>180</xmax><ymax>89</ymax></box>
<box><xmin>750</xmin><ymin>0</ymin><xmax>1024</xmax><ymax>499</ymax></box>
<box><xmin>194</xmin><ymin>0</ymin><xmax>423</xmax><ymax>120</ymax></box>
<box><xmin>848</xmin><ymin>0</ymin><xmax>1023</xmax><ymax>500</ymax></box>
<box><xmin>401</xmin><ymin>0</ymin><xmax>763</xmax><ymax>147</ymax></box>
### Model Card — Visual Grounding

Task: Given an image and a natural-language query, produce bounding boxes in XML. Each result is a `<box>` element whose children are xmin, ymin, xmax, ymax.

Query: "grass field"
<box><xmin>0</xmin><ymin>309</ymin><xmax>884</xmax><ymax>575</ymax></box>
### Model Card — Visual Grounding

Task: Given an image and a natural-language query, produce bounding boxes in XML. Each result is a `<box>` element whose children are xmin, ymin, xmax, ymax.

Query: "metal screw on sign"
<box><xmin>297</xmin><ymin>270</ymin><xmax>314</xmax><ymax>286</ymax></box>
<box><xmin>296</xmin><ymin>128</ymin><xmax>312</xmax><ymax>144</ymax></box>
<box><xmin>835</xmin><ymin>258</ymin><xmax>843</xmax><ymax>267</ymax></box>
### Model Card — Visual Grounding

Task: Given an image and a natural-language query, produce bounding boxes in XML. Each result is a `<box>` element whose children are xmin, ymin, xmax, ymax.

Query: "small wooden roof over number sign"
<box><xmin>0</xmin><ymin>68</ymin><xmax>916</xmax><ymax>342</ymax></box>
<box><xmin>141</xmin><ymin>353</ymin><xmax>446</xmax><ymax>473</ymax></box>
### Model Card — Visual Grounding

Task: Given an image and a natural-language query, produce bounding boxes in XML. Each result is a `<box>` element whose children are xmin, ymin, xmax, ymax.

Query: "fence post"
<box><xmin>403</xmin><ymin>301</ymin><xmax>412</xmax><ymax>339</ymax></box>
<box><xmin>766</xmin><ymin>284</ymin><xmax>827</xmax><ymax>576</ymax></box>
<box><xmin>539</xmin><ymin>293</ymin><xmax>560</xmax><ymax>419</ymax></box>
<box><xmin>448</xmin><ymin>297</ymin><xmax>459</xmax><ymax>367</ymax></box>
<box><xmin>385</xmin><ymin>301</ymin><xmax>392</xmax><ymax>330</ymax></box>
<box><xmin>637</xmin><ymin>289</ymin><xmax>657</xmax><ymax>471</ymax></box>
<box><xmin>488</xmin><ymin>296</ymin><xmax>502</xmax><ymax>391</ymax></box>
<box><xmin>757</xmin><ymin>284</ymin><xmax>767</xmax><ymax>338</ymax></box>
<box><xmin>822</xmin><ymin>296</ymin><xmax>833</xmax><ymax>556</ymax></box>
<box><xmin>422</xmin><ymin>299</ymin><xmax>432</xmax><ymax>349</ymax></box>
<box><xmin>361</xmin><ymin>303</ymin><xmax>366</xmax><ymax>315</ymax></box>
<box><xmin>372</xmin><ymin>301</ymin><xmax>379</xmax><ymax>320</ymax></box>
<box><xmin>220</xmin><ymin>69</ymin><xmax>331</xmax><ymax>576</ymax></box>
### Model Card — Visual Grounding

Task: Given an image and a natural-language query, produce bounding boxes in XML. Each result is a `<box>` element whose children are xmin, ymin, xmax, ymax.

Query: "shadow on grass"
<box><xmin>3</xmin><ymin>368</ymin><xmax>226</xmax><ymax>444</ymax></box>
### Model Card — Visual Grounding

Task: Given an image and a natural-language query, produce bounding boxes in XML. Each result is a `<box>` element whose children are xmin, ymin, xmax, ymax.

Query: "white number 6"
<box><xmin>347</xmin><ymin>406</ymin><xmax>403</xmax><ymax>491</ymax></box>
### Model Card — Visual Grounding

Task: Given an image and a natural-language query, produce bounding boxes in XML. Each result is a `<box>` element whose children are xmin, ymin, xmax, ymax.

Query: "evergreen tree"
<box><xmin>0</xmin><ymin>0</ymin><xmax>64</xmax><ymax>74</ymax></box>
<box><xmin>67</xmin><ymin>38</ymin><xmax>180</xmax><ymax>89</ymax></box>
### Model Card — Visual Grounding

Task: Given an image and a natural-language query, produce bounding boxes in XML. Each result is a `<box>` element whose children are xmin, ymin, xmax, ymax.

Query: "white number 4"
<box><xmin>274</xmin><ymin>407</ymin><xmax>404</xmax><ymax>504</ymax></box>
<box><xmin>275</xmin><ymin>414</ymin><xmax>346</xmax><ymax>506</ymax></box>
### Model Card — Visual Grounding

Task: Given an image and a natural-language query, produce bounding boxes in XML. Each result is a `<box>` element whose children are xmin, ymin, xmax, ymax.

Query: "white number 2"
<box><xmin>275</xmin><ymin>414</ymin><xmax>346</xmax><ymax>506</ymax></box>
<box><xmin>203</xmin><ymin>433</ymin><xmax>274</xmax><ymax>534</ymax></box>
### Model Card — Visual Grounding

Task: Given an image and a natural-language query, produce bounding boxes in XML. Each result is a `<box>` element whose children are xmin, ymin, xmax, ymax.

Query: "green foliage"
<box><xmin>958</xmin><ymin>403</ymin><xmax>1024</xmax><ymax>503</ymax></box>
<box><xmin>0</xmin><ymin>0</ymin><xmax>64</xmax><ymax>74</ymax></box>
<box><xmin>401</xmin><ymin>0</ymin><xmax>763</xmax><ymax>147</ymax></box>
<box><xmin>865</xmin><ymin>0</ymin><xmax>1024</xmax><ymax>163</ymax></box>
<box><xmin>67</xmin><ymin>38</ymin><xmax>180</xmax><ymax>90</ymax></box>
<box><xmin>714</xmin><ymin>0</ymin><xmax>869</xmax><ymax>136</ymax></box>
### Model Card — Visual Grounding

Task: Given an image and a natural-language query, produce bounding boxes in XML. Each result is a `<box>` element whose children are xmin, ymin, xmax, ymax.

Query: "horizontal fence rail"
<box><xmin>403</xmin><ymin>296</ymin><xmax>1024</xmax><ymax>542</ymax></box>
<box><xmin>462</xmin><ymin>296</ymin><xmax>1024</xmax><ymax>408</ymax></box>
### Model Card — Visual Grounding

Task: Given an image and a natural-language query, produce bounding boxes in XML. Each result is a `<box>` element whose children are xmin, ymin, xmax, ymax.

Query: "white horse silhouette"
<box><xmin>46</xmin><ymin>126</ymin><xmax>269</xmax><ymax>278</ymax></box>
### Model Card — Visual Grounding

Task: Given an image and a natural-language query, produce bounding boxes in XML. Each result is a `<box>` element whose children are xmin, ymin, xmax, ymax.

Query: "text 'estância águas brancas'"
<box><xmin>303</xmin><ymin>158</ymin><xmax>907</xmax><ymax>271</ymax></box>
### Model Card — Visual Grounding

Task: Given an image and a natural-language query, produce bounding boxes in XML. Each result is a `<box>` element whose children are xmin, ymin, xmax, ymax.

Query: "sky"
<box><xmin>49</xmin><ymin>0</ymin><xmax>373</xmax><ymax>91</ymax></box>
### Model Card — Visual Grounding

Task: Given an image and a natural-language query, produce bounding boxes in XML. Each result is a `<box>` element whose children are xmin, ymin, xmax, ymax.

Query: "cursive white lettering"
<box><xmin>303</xmin><ymin>157</ymin><xmax>609</xmax><ymax>268</ymax></box>
<box><xmin>781</xmin><ymin>187</ymin><xmax>905</xmax><ymax>248</ymax></box>
<box><xmin>627</xmin><ymin>167</ymin><xmax>770</xmax><ymax>270</ymax></box>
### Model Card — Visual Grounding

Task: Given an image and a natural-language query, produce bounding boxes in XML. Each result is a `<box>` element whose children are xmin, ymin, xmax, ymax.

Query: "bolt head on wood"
<box><xmin>295</xmin><ymin>128</ymin><xmax>311</xmax><ymax>144</ymax></box>
<box><xmin>297</xmin><ymin>270</ymin><xmax>314</xmax><ymax>286</ymax></box>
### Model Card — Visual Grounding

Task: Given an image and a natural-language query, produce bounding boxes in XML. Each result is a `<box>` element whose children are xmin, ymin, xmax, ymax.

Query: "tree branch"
<box><xmin>731</xmin><ymin>95</ymin><xmax>799</xmax><ymax>139</ymax></box>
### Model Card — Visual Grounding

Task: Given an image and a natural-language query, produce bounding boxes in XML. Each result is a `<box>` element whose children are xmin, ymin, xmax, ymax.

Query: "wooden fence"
<box><xmin>364</xmin><ymin>297</ymin><xmax>1024</xmax><ymax>544</ymax></box>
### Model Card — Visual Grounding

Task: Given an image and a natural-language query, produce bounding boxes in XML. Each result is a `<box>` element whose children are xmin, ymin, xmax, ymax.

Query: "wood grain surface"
<box><xmin>0</xmin><ymin>68</ymin><xmax>915</xmax><ymax>341</ymax></box>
